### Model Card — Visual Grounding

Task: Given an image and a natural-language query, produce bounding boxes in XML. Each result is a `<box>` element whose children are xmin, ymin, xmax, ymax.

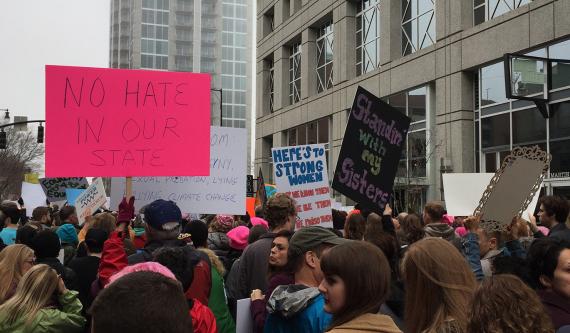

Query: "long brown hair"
<box><xmin>468</xmin><ymin>274</ymin><xmax>554</xmax><ymax>333</ymax></box>
<box><xmin>344</xmin><ymin>212</ymin><xmax>365</xmax><ymax>240</ymax></box>
<box><xmin>401</xmin><ymin>213</ymin><xmax>425</xmax><ymax>245</ymax></box>
<box><xmin>402</xmin><ymin>238</ymin><xmax>476</xmax><ymax>333</ymax></box>
<box><xmin>321</xmin><ymin>241</ymin><xmax>391</xmax><ymax>329</ymax></box>
<box><xmin>0</xmin><ymin>264</ymin><xmax>59</xmax><ymax>326</ymax></box>
<box><xmin>0</xmin><ymin>244</ymin><xmax>35</xmax><ymax>304</ymax></box>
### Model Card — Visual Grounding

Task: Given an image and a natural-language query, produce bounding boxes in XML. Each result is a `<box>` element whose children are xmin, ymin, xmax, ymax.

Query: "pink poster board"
<box><xmin>45</xmin><ymin>65</ymin><xmax>211</xmax><ymax>177</ymax></box>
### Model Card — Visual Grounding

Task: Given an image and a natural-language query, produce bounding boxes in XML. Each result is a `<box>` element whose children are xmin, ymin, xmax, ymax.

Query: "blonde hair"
<box><xmin>0</xmin><ymin>244</ymin><xmax>35</xmax><ymax>304</ymax></box>
<box><xmin>90</xmin><ymin>213</ymin><xmax>117</xmax><ymax>235</ymax></box>
<box><xmin>0</xmin><ymin>264</ymin><xmax>59</xmax><ymax>326</ymax></box>
<box><xmin>402</xmin><ymin>238</ymin><xmax>476</xmax><ymax>333</ymax></box>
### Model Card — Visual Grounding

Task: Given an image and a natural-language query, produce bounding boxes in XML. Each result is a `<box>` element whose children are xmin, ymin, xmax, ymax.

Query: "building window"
<box><xmin>388</xmin><ymin>86</ymin><xmax>428</xmax><ymax>179</ymax></box>
<box><xmin>141</xmin><ymin>0</ymin><xmax>169</xmax><ymax>70</ymax></box>
<box><xmin>474</xmin><ymin>0</ymin><xmax>532</xmax><ymax>25</ymax></box>
<box><xmin>475</xmin><ymin>40</ymin><xmax>570</xmax><ymax>176</ymax></box>
<box><xmin>356</xmin><ymin>0</ymin><xmax>381</xmax><ymax>76</ymax></box>
<box><xmin>316</xmin><ymin>22</ymin><xmax>333</xmax><ymax>93</ymax></box>
<box><xmin>402</xmin><ymin>0</ymin><xmax>435</xmax><ymax>56</ymax></box>
<box><xmin>286</xmin><ymin>117</ymin><xmax>331</xmax><ymax>175</ymax></box>
<box><xmin>263</xmin><ymin>7</ymin><xmax>275</xmax><ymax>37</ymax></box>
<box><xmin>289</xmin><ymin>42</ymin><xmax>302</xmax><ymax>104</ymax></box>
<box><xmin>269</xmin><ymin>63</ymin><xmax>275</xmax><ymax>113</ymax></box>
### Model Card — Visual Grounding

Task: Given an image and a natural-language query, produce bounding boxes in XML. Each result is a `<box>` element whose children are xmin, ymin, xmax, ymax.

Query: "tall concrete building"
<box><xmin>110</xmin><ymin>0</ymin><xmax>253</xmax><ymax>163</ymax></box>
<box><xmin>256</xmin><ymin>0</ymin><xmax>570</xmax><ymax>212</ymax></box>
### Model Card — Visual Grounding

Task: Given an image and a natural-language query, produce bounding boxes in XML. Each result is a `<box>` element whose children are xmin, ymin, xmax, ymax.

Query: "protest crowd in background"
<box><xmin>0</xmin><ymin>79</ymin><xmax>568</xmax><ymax>333</ymax></box>
<box><xmin>0</xmin><ymin>190</ymin><xmax>568</xmax><ymax>333</ymax></box>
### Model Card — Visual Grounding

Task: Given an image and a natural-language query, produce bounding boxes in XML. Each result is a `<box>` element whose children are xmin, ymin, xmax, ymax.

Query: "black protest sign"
<box><xmin>40</xmin><ymin>177</ymin><xmax>89</xmax><ymax>203</ymax></box>
<box><xmin>332</xmin><ymin>87</ymin><xmax>411</xmax><ymax>212</ymax></box>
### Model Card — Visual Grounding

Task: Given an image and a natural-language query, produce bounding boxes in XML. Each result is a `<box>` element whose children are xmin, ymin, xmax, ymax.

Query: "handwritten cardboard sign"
<box><xmin>272</xmin><ymin>144</ymin><xmax>332</xmax><ymax>229</ymax></box>
<box><xmin>40</xmin><ymin>177</ymin><xmax>89</xmax><ymax>203</ymax></box>
<box><xmin>45</xmin><ymin>65</ymin><xmax>211</xmax><ymax>177</ymax></box>
<box><xmin>474</xmin><ymin>146</ymin><xmax>550</xmax><ymax>232</ymax></box>
<box><xmin>110</xmin><ymin>127</ymin><xmax>247</xmax><ymax>214</ymax></box>
<box><xmin>75</xmin><ymin>178</ymin><xmax>107</xmax><ymax>224</ymax></box>
<box><xmin>332</xmin><ymin>87</ymin><xmax>411</xmax><ymax>213</ymax></box>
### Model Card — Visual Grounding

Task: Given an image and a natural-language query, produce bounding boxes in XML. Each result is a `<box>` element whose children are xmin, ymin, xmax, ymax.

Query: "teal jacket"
<box><xmin>264</xmin><ymin>285</ymin><xmax>332</xmax><ymax>333</ymax></box>
<box><xmin>0</xmin><ymin>290</ymin><xmax>85</xmax><ymax>333</ymax></box>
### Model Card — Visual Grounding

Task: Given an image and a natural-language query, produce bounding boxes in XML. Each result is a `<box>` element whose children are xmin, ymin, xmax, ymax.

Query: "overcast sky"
<box><xmin>0</xmin><ymin>1</ymin><xmax>110</xmax><ymax>123</ymax></box>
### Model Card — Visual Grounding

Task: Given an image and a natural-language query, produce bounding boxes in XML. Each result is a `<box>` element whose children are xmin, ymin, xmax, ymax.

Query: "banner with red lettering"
<box><xmin>45</xmin><ymin>65</ymin><xmax>211</xmax><ymax>177</ymax></box>
<box><xmin>272</xmin><ymin>144</ymin><xmax>332</xmax><ymax>229</ymax></box>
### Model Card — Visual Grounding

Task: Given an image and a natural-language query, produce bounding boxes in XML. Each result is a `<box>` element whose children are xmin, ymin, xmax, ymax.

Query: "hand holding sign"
<box><xmin>118</xmin><ymin>197</ymin><xmax>135</xmax><ymax>224</ymax></box>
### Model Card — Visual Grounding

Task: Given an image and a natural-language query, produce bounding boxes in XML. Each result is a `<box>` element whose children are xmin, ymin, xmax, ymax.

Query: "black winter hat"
<box><xmin>183</xmin><ymin>220</ymin><xmax>208</xmax><ymax>248</ymax></box>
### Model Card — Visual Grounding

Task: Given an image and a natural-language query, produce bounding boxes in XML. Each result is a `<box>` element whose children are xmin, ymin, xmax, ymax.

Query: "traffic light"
<box><xmin>0</xmin><ymin>130</ymin><xmax>6</xmax><ymax>149</ymax></box>
<box><xmin>37</xmin><ymin>123</ymin><xmax>44</xmax><ymax>144</ymax></box>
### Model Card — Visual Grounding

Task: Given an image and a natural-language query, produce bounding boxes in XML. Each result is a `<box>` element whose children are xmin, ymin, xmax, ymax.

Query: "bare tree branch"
<box><xmin>0</xmin><ymin>129</ymin><xmax>45</xmax><ymax>200</ymax></box>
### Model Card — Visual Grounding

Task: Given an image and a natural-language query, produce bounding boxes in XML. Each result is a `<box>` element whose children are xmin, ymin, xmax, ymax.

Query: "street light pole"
<box><xmin>0</xmin><ymin>119</ymin><xmax>46</xmax><ymax>149</ymax></box>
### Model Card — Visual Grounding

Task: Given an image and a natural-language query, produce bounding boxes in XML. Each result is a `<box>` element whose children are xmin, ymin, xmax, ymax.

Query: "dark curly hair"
<box><xmin>539</xmin><ymin>195</ymin><xmax>570</xmax><ymax>224</ymax></box>
<box><xmin>468</xmin><ymin>274</ymin><xmax>553</xmax><ymax>333</ymax></box>
<box><xmin>264</xmin><ymin>193</ymin><xmax>296</xmax><ymax>231</ymax></box>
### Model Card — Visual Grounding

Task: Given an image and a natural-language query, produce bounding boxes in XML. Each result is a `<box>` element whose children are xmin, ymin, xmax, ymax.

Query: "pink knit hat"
<box><xmin>443</xmin><ymin>214</ymin><xmax>455</xmax><ymax>225</ymax></box>
<box><xmin>455</xmin><ymin>226</ymin><xmax>468</xmax><ymax>238</ymax></box>
<box><xmin>211</xmin><ymin>214</ymin><xmax>235</xmax><ymax>233</ymax></box>
<box><xmin>227</xmin><ymin>226</ymin><xmax>250</xmax><ymax>250</ymax></box>
<box><xmin>250</xmin><ymin>217</ymin><xmax>269</xmax><ymax>230</ymax></box>
<box><xmin>107</xmin><ymin>262</ymin><xmax>176</xmax><ymax>287</ymax></box>
<box><xmin>537</xmin><ymin>226</ymin><xmax>550</xmax><ymax>236</ymax></box>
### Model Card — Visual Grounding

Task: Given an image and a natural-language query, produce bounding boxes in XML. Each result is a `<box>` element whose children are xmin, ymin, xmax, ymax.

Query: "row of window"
<box><xmin>262</xmin><ymin>0</ymin><xmax>539</xmax><ymax>112</ymax></box>
<box><xmin>223</xmin><ymin>3</ymin><xmax>248</xmax><ymax>17</ymax></box>
<box><xmin>222</xmin><ymin>75</ymin><xmax>248</xmax><ymax>90</ymax></box>
<box><xmin>223</xmin><ymin>46</ymin><xmax>248</xmax><ymax>61</ymax></box>
<box><xmin>222</xmin><ymin>61</ymin><xmax>247</xmax><ymax>75</ymax></box>
<box><xmin>264</xmin><ymin>0</ymin><xmax>436</xmax><ymax>111</ymax></box>
<box><xmin>222</xmin><ymin>32</ymin><xmax>248</xmax><ymax>47</ymax></box>
<box><xmin>143</xmin><ymin>0</ymin><xmax>170</xmax><ymax>10</ymax></box>
<box><xmin>223</xmin><ymin>18</ymin><xmax>248</xmax><ymax>33</ymax></box>
<box><xmin>474</xmin><ymin>39</ymin><xmax>570</xmax><ymax>177</ymax></box>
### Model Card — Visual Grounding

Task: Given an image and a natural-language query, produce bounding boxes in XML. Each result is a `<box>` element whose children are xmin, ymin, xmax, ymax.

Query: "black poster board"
<box><xmin>332</xmin><ymin>87</ymin><xmax>411</xmax><ymax>212</ymax></box>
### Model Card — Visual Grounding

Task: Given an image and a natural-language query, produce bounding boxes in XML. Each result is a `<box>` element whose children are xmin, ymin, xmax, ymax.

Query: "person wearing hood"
<box><xmin>264</xmin><ymin>226</ymin><xmax>349</xmax><ymax>333</ymax></box>
<box><xmin>319</xmin><ymin>241</ymin><xmax>402</xmax><ymax>333</ymax></box>
<box><xmin>423</xmin><ymin>202</ymin><xmax>456</xmax><ymax>242</ymax></box>
<box><xmin>56</xmin><ymin>223</ymin><xmax>79</xmax><ymax>266</ymax></box>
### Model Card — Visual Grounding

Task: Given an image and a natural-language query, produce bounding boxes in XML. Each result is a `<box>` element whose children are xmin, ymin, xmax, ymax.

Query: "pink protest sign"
<box><xmin>45</xmin><ymin>65</ymin><xmax>211</xmax><ymax>177</ymax></box>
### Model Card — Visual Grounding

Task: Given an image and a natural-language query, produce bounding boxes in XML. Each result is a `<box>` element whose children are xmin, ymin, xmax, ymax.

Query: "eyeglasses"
<box><xmin>25</xmin><ymin>257</ymin><xmax>36</xmax><ymax>265</ymax></box>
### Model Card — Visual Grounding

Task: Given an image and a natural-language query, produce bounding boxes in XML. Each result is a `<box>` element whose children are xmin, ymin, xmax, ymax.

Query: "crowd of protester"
<box><xmin>0</xmin><ymin>190</ymin><xmax>568</xmax><ymax>333</ymax></box>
